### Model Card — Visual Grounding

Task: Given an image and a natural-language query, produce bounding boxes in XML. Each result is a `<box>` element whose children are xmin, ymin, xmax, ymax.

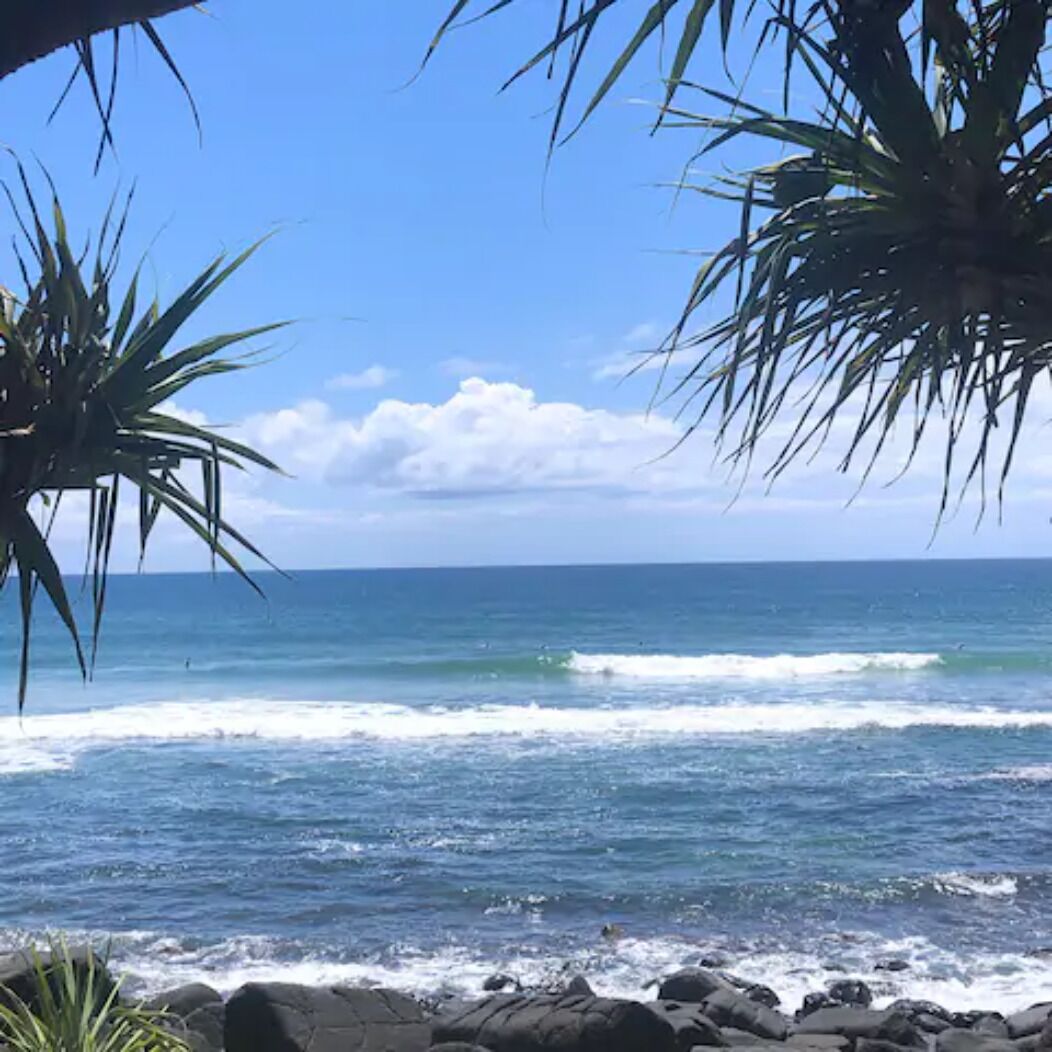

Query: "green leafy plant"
<box><xmin>0</xmin><ymin>170</ymin><xmax>284</xmax><ymax>710</ymax></box>
<box><xmin>432</xmin><ymin>1</ymin><xmax>1052</xmax><ymax>516</ymax></box>
<box><xmin>0</xmin><ymin>939</ymin><xmax>189</xmax><ymax>1052</ymax></box>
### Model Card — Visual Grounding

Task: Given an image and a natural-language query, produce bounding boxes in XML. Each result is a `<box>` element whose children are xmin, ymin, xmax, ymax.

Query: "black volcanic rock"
<box><xmin>224</xmin><ymin>983</ymin><xmax>429</xmax><ymax>1052</ymax></box>
<box><xmin>432</xmin><ymin>993</ymin><xmax>677</xmax><ymax>1052</ymax></box>
<box><xmin>1007</xmin><ymin>1005</ymin><xmax>1052</xmax><ymax>1040</ymax></box>
<box><xmin>659</xmin><ymin>969</ymin><xmax>732</xmax><ymax>1003</ymax></box>
<box><xmin>649</xmin><ymin>999</ymin><xmax>726</xmax><ymax>1049</ymax></box>
<box><xmin>827</xmin><ymin>981</ymin><xmax>873</xmax><ymax>1009</ymax></box>
<box><xmin>702</xmin><ymin>988</ymin><xmax>789</xmax><ymax>1040</ymax></box>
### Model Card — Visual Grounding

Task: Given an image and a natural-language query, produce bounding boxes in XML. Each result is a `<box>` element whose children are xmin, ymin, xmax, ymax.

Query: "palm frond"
<box><xmin>0</xmin><ymin>172</ymin><xmax>285</xmax><ymax>711</ymax></box>
<box><xmin>647</xmin><ymin>0</ymin><xmax>1052</xmax><ymax>517</ymax></box>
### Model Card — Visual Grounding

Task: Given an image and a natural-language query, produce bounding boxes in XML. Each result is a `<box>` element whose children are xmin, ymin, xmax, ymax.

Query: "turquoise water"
<box><xmin>1</xmin><ymin>561</ymin><xmax>1051</xmax><ymax>1009</ymax></box>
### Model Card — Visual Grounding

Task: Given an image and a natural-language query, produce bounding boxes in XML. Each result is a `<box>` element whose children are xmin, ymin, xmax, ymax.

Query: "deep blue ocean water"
<box><xmin>1</xmin><ymin>560</ymin><xmax>1051</xmax><ymax>1010</ymax></box>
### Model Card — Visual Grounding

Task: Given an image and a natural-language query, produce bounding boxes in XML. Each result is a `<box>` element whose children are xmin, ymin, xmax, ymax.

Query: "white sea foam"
<box><xmin>567</xmin><ymin>651</ymin><xmax>942</xmax><ymax>679</ymax></box>
<box><xmin>974</xmin><ymin>764</ymin><xmax>1052</xmax><ymax>784</ymax></box>
<box><xmin>22</xmin><ymin>928</ymin><xmax>1046</xmax><ymax>1013</ymax></box>
<box><xmin>933</xmin><ymin>873</ymin><xmax>1020</xmax><ymax>899</ymax></box>
<box><xmin>2</xmin><ymin>697</ymin><xmax>1052</xmax><ymax>777</ymax></box>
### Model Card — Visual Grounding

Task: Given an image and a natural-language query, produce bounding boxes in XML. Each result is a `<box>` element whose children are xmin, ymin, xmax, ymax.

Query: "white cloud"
<box><xmin>241</xmin><ymin>378</ymin><xmax>699</xmax><ymax>499</ymax></box>
<box><xmin>325</xmin><ymin>364</ymin><xmax>399</xmax><ymax>391</ymax></box>
<box><xmin>156</xmin><ymin>400</ymin><xmax>208</xmax><ymax>427</ymax></box>
<box><xmin>591</xmin><ymin>320</ymin><xmax>679</xmax><ymax>381</ymax></box>
<box><xmin>439</xmin><ymin>356</ymin><xmax>509</xmax><ymax>379</ymax></box>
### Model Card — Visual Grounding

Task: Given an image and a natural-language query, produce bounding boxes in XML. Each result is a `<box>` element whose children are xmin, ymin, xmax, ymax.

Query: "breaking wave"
<box><xmin>567</xmin><ymin>651</ymin><xmax>942</xmax><ymax>679</ymax></box>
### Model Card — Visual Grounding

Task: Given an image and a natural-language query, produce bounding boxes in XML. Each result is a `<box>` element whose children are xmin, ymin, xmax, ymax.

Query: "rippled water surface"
<box><xmin>1</xmin><ymin>561</ymin><xmax>1050</xmax><ymax>1009</ymax></box>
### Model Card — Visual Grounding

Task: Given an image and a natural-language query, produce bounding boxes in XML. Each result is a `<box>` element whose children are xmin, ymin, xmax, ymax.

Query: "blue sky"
<box><xmin>4</xmin><ymin>0</ymin><xmax>1051</xmax><ymax>569</ymax></box>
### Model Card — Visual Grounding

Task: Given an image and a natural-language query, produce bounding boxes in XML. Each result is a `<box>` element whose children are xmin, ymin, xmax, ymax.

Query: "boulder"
<box><xmin>953</xmin><ymin>1014</ymin><xmax>991</xmax><ymax>1031</ymax></box>
<box><xmin>660</xmin><ymin>970</ymin><xmax>732</xmax><ymax>1003</ymax></box>
<box><xmin>798</xmin><ymin>994</ymin><xmax>838</xmax><ymax>1020</ymax></box>
<box><xmin>1016</xmin><ymin>1036</ymin><xmax>1042</xmax><ymax>1052</ymax></box>
<box><xmin>787</xmin><ymin>1035</ymin><xmax>850</xmax><ymax>1051</ymax></box>
<box><xmin>888</xmin><ymin>1002</ymin><xmax>951</xmax><ymax>1024</ymax></box>
<box><xmin>648</xmin><ymin>1000</ymin><xmax>725</xmax><ymax>1050</ymax></box>
<box><xmin>972</xmin><ymin>1016</ymin><xmax>1008</xmax><ymax>1039</ymax></box>
<box><xmin>1041</xmin><ymin>1017</ymin><xmax>1052</xmax><ymax>1051</ymax></box>
<box><xmin>793</xmin><ymin>1007</ymin><xmax>919</xmax><ymax>1046</ymax></box>
<box><xmin>565</xmin><ymin>976</ymin><xmax>594</xmax><ymax>997</ymax></box>
<box><xmin>724</xmin><ymin>1028</ymin><xmax>773</xmax><ymax>1046</ymax></box>
<box><xmin>0</xmin><ymin>946</ymin><xmax>114</xmax><ymax>1012</ymax></box>
<box><xmin>702</xmin><ymin>988</ymin><xmax>788</xmax><ymax>1041</ymax></box>
<box><xmin>482</xmin><ymin>975</ymin><xmax>520</xmax><ymax>994</ymax></box>
<box><xmin>432</xmin><ymin>993</ymin><xmax>677</xmax><ymax>1052</ymax></box>
<box><xmin>827</xmin><ymin>981</ymin><xmax>873</xmax><ymax>1009</ymax></box>
<box><xmin>746</xmin><ymin>985</ymin><xmax>781</xmax><ymax>1010</ymax></box>
<box><xmin>916</xmin><ymin>1014</ymin><xmax>952</xmax><ymax>1035</ymax></box>
<box><xmin>224</xmin><ymin>983</ymin><xmax>430</xmax><ymax>1052</ymax></box>
<box><xmin>935</xmin><ymin>1030</ymin><xmax>1017</xmax><ymax>1052</ymax></box>
<box><xmin>145</xmin><ymin>984</ymin><xmax>224</xmax><ymax>1052</ymax></box>
<box><xmin>875</xmin><ymin>961</ymin><xmax>910</xmax><ymax>973</ymax></box>
<box><xmin>1007</xmin><ymin>1006</ymin><xmax>1052</xmax><ymax>1040</ymax></box>
<box><xmin>429</xmin><ymin>1046</ymin><xmax>494</xmax><ymax>1052</ymax></box>
<box><xmin>857</xmin><ymin>1041</ymin><xmax>921</xmax><ymax>1052</ymax></box>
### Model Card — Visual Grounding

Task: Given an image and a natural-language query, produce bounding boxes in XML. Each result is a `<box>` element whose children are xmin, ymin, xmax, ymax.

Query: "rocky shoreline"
<box><xmin>2</xmin><ymin>946</ymin><xmax>1050</xmax><ymax>1052</ymax></box>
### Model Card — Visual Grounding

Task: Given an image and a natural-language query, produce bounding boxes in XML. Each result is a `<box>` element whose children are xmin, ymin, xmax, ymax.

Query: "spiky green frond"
<box><xmin>649</xmin><ymin>1</ymin><xmax>1052</xmax><ymax>515</ymax></box>
<box><xmin>0</xmin><ymin>938</ymin><xmax>190</xmax><ymax>1052</ymax></box>
<box><xmin>0</xmin><ymin>173</ymin><xmax>284</xmax><ymax>711</ymax></box>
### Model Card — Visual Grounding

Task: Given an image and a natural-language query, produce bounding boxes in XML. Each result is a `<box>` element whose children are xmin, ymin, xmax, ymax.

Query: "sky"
<box><xmin>3</xmin><ymin>0</ymin><xmax>1052</xmax><ymax>571</ymax></box>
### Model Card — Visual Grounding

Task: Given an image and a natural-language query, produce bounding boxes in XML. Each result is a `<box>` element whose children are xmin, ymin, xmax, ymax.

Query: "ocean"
<box><xmin>1</xmin><ymin>560</ymin><xmax>1051</xmax><ymax>1011</ymax></box>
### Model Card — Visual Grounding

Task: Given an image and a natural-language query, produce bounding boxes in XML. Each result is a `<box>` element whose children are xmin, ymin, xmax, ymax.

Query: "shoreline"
<box><xmin>4</xmin><ymin>944</ymin><xmax>1051</xmax><ymax>1052</ymax></box>
<box><xmin>5</xmin><ymin>929</ymin><xmax>1047</xmax><ymax>1017</ymax></box>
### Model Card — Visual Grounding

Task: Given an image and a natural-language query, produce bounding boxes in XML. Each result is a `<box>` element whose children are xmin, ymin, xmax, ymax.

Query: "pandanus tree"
<box><xmin>0</xmin><ymin>4</ymin><xmax>278</xmax><ymax>710</ymax></box>
<box><xmin>430</xmin><ymin>0</ymin><xmax>1052</xmax><ymax>517</ymax></box>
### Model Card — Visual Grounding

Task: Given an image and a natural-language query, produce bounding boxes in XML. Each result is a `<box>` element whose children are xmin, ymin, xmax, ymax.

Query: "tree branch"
<box><xmin>0</xmin><ymin>1</ymin><xmax>198</xmax><ymax>80</ymax></box>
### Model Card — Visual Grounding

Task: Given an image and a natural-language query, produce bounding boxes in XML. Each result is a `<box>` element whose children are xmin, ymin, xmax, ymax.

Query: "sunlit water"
<box><xmin>1</xmin><ymin>561</ymin><xmax>1050</xmax><ymax>1010</ymax></box>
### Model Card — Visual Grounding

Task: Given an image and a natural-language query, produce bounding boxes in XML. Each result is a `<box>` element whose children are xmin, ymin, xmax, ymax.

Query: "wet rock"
<box><xmin>793</xmin><ymin>1007</ymin><xmax>919</xmax><ymax>1046</ymax></box>
<box><xmin>953</xmin><ymin>1013</ymin><xmax>992</xmax><ymax>1031</ymax></box>
<box><xmin>787</xmin><ymin>1035</ymin><xmax>850</xmax><ymax>1051</ymax></box>
<box><xmin>1039</xmin><ymin>1017</ymin><xmax>1052</xmax><ymax>1052</ymax></box>
<box><xmin>723</xmin><ymin>1028</ymin><xmax>773</xmax><ymax>1046</ymax></box>
<box><xmin>429</xmin><ymin>1046</ymin><xmax>494</xmax><ymax>1052</ymax></box>
<box><xmin>798</xmin><ymin>994</ymin><xmax>839</xmax><ymax>1020</ymax></box>
<box><xmin>875</xmin><ymin>960</ymin><xmax>911</xmax><ymax>973</ymax></box>
<box><xmin>432</xmin><ymin>993</ymin><xmax>677</xmax><ymax>1052</ymax></box>
<box><xmin>145</xmin><ymin>984</ymin><xmax>224</xmax><ymax>1052</ymax></box>
<box><xmin>702</xmin><ymin>988</ymin><xmax>789</xmax><ymax>1041</ymax></box>
<box><xmin>648</xmin><ymin>1000</ymin><xmax>725</xmax><ymax>1049</ymax></box>
<box><xmin>827</xmin><ymin>981</ymin><xmax>873</xmax><ymax>1009</ymax></box>
<box><xmin>660</xmin><ymin>969</ymin><xmax>732</xmax><ymax>1003</ymax></box>
<box><xmin>746</xmin><ymin>985</ymin><xmax>781</xmax><ymax>1010</ymax></box>
<box><xmin>935</xmin><ymin>1029</ymin><xmax>1017</xmax><ymax>1052</ymax></box>
<box><xmin>857</xmin><ymin>1040</ymin><xmax>920</xmax><ymax>1052</ymax></box>
<box><xmin>224</xmin><ymin>983</ymin><xmax>429</xmax><ymax>1052</ymax></box>
<box><xmin>483</xmin><ymin>974</ymin><xmax>520</xmax><ymax>993</ymax></box>
<box><xmin>700</xmin><ymin>956</ymin><xmax>729</xmax><ymax>969</ymax></box>
<box><xmin>564</xmin><ymin>976</ymin><xmax>593</xmax><ymax>997</ymax></box>
<box><xmin>1007</xmin><ymin>1006</ymin><xmax>1052</xmax><ymax>1040</ymax></box>
<box><xmin>1016</xmin><ymin>1036</ymin><xmax>1042</xmax><ymax>1052</ymax></box>
<box><xmin>973</xmin><ymin>1016</ymin><xmax>1008</xmax><ymax>1038</ymax></box>
<box><xmin>889</xmin><ymin>1002</ymin><xmax>952</xmax><ymax>1024</ymax></box>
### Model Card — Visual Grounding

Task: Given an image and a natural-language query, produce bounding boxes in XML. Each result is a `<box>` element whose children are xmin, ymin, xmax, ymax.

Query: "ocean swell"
<box><xmin>2</xmin><ymin>697</ymin><xmax>1052</xmax><ymax>776</ymax></box>
<box><xmin>567</xmin><ymin>651</ymin><xmax>943</xmax><ymax>679</ymax></box>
